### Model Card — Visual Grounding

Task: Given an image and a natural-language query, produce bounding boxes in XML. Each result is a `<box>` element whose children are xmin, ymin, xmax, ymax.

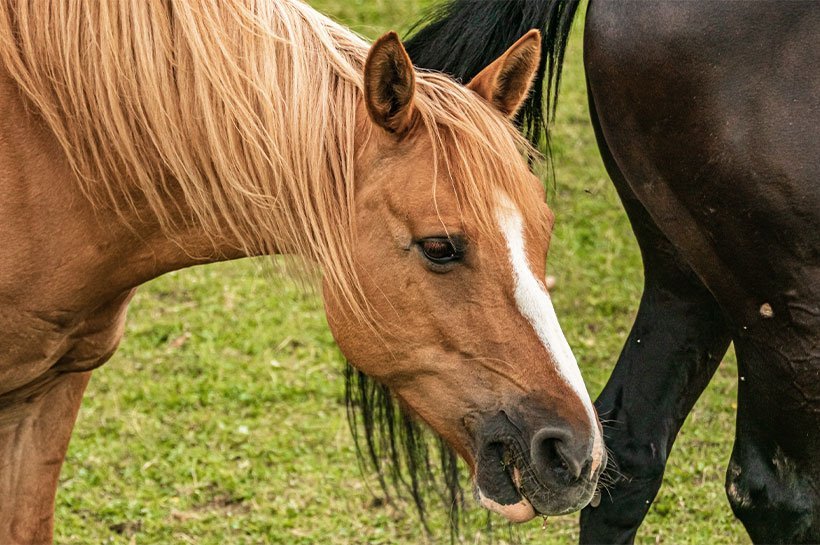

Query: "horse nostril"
<box><xmin>531</xmin><ymin>427</ymin><xmax>585</xmax><ymax>481</ymax></box>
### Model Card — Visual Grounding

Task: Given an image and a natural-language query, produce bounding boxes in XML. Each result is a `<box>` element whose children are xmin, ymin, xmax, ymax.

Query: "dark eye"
<box><xmin>418</xmin><ymin>237</ymin><xmax>465</xmax><ymax>265</ymax></box>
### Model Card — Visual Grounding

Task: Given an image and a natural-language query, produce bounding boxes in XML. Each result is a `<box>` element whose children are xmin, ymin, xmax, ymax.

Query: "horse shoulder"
<box><xmin>0</xmin><ymin>74</ymin><xmax>136</xmax><ymax>399</ymax></box>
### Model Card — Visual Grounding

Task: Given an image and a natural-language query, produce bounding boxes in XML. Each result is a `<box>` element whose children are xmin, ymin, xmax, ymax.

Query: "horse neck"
<box><xmin>0</xmin><ymin>72</ymin><xmax>260</xmax><ymax>317</ymax></box>
<box><xmin>0</xmin><ymin>2</ymin><xmax>374</xmax><ymax>316</ymax></box>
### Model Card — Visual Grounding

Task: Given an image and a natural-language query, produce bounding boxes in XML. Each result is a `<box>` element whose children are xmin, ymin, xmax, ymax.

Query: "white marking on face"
<box><xmin>496</xmin><ymin>195</ymin><xmax>603</xmax><ymax>475</ymax></box>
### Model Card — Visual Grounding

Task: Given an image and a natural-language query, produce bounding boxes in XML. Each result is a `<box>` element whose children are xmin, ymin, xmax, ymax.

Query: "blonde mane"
<box><xmin>0</xmin><ymin>0</ymin><xmax>544</xmax><ymax>320</ymax></box>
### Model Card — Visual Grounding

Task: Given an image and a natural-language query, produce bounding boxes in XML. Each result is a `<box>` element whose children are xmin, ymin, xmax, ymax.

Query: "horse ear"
<box><xmin>364</xmin><ymin>31</ymin><xmax>417</xmax><ymax>136</ymax></box>
<box><xmin>467</xmin><ymin>29</ymin><xmax>542</xmax><ymax>117</ymax></box>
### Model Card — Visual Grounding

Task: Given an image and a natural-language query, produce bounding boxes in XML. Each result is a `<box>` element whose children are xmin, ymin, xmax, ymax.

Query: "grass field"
<box><xmin>55</xmin><ymin>1</ymin><xmax>749</xmax><ymax>544</ymax></box>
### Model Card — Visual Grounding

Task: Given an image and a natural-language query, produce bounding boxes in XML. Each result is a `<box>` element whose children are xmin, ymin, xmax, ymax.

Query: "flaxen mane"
<box><xmin>0</xmin><ymin>0</ymin><xmax>544</xmax><ymax>322</ymax></box>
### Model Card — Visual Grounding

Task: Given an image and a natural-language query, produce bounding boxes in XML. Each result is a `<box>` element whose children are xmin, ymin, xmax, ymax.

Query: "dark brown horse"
<box><xmin>407</xmin><ymin>1</ymin><xmax>819</xmax><ymax>543</ymax></box>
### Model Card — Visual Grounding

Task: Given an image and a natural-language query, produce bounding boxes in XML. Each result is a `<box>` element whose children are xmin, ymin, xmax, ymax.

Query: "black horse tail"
<box><xmin>405</xmin><ymin>0</ymin><xmax>583</xmax><ymax>149</ymax></box>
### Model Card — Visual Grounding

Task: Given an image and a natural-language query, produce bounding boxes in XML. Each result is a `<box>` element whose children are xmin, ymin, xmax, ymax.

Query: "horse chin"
<box><xmin>474</xmin><ymin>465</ymin><xmax>537</xmax><ymax>523</ymax></box>
<box><xmin>474</xmin><ymin>452</ymin><xmax>598</xmax><ymax>521</ymax></box>
<box><xmin>477</xmin><ymin>488</ymin><xmax>536</xmax><ymax>523</ymax></box>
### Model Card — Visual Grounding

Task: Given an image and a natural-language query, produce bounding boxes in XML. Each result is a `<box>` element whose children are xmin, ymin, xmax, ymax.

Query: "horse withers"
<box><xmin>0</xmin><ymin>1</ymin><xmax>604</xmax><ymax>541</ymax></box>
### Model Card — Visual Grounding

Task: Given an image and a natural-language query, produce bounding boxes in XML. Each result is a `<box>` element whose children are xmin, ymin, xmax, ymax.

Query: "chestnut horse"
<box><xmin>0</xmin><ymin>0</ymin><xmax>605</xmax><ymax>542</ymax></box>
<box><xmin>406</xmin><ymin>0</ymin><xmax>820</xmax><ymax>543</ymax></box>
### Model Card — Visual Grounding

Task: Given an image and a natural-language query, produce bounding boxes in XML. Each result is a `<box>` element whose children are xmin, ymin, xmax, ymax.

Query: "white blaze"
<box><xmin>496</xmin><ymin>195</ymin><xmax>603</xmax><ymax>474</ymax></box>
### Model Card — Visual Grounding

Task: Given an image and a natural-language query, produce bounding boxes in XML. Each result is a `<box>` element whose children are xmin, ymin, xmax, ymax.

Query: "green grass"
<box><xmin>55</xmin><ymin>2</ymin><xmax>749</xmax><ymax>544</ymax></box>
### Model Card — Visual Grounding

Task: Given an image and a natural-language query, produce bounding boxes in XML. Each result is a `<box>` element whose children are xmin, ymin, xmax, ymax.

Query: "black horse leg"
<box><xmin>578</xmin><ymin>93</ymin><xmax>732</xmax><ymax>544</ymax></box>
<box><xmin>726</xmin><ymin>329</ymin><xmax>820</xmax><ymax>544</ymax></box>
<box><xmin>579</xmin><ymin>276</ymin><xmax>730</xmax><ymax>544</ymax></box>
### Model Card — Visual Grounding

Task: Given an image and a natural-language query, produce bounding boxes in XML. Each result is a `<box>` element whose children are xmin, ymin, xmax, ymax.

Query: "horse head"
<box><xmin>324</xmin><ymin>30</ymin><xmax>605</xmax><ymax>521</ymax></box>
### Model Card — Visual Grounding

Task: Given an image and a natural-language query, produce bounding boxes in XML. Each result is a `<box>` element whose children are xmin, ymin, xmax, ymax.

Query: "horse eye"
<box><xmin>418</xmin><ymin>237</ymin><xmax>463</xmax><ymax>264</ymax></box>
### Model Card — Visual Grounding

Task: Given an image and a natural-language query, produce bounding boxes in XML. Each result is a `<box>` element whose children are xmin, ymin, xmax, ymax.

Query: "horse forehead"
<box><xmin>379</xmin><ymin>158</ymin><xmax>459</xmax><ymax>211</ymax></box>
<box><xmin>495</xmin><ymin>196</ymin><xmax>551</xmax><ymax>272</ymax></box>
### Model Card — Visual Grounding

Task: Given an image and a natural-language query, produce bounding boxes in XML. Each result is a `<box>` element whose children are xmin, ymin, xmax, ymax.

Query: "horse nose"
<box><xmin>530</xmin><ymin>425</ymin><xmax>591</xmax><ymax>482</ymax></box>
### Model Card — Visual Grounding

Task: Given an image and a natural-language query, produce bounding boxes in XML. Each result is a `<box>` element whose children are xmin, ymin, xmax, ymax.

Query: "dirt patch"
<box><xmin>109</xmin><ymin>520</ymin><xmax>142</xmax><ymax>537</ymax></box>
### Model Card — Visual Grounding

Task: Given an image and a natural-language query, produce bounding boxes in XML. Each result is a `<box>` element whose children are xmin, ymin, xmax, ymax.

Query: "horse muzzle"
<box><xmin>469</xmin><ymin>410</ymin><xmax>606</xmax><ymax>522</ymax></box>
